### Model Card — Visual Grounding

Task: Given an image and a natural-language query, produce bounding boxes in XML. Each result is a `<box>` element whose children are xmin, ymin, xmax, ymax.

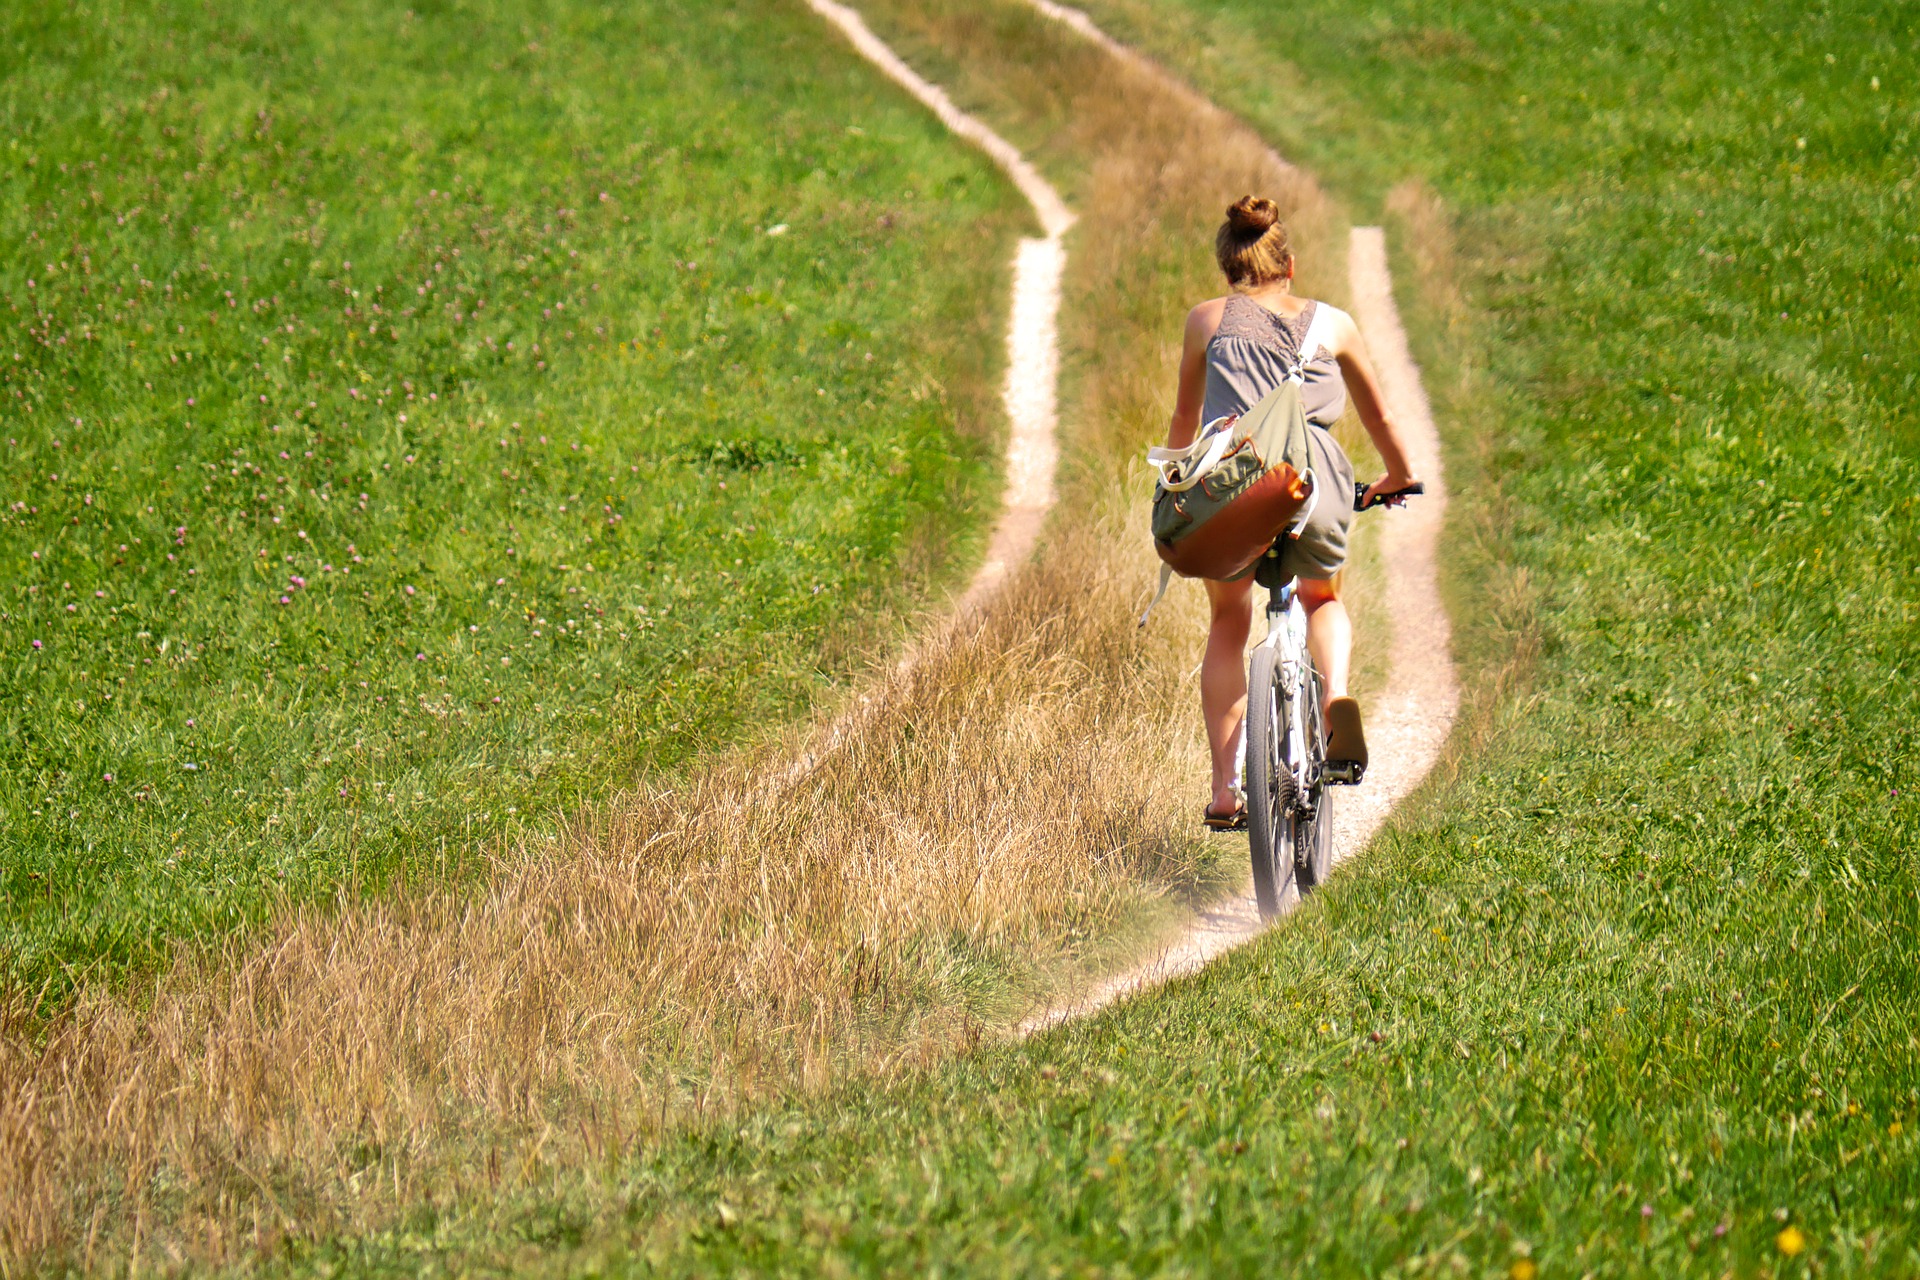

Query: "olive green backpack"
<box><xmin>1141</xmin><ymin>379</ymin><xmax>1319</xmax><ymax>622</ymax></box>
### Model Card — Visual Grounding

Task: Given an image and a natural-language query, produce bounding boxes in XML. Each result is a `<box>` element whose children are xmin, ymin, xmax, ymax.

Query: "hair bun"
<box><xmin>1226</xmin><ymin>195</ymin><xmax>1279</xmax><ymax>236</ymax></box>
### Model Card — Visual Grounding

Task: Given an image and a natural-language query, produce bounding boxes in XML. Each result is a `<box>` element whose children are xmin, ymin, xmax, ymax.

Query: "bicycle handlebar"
<box><xmin>1353</xmin><ymin>480</ymin><xmax>1426</xmax><ymax>512</ymax></box>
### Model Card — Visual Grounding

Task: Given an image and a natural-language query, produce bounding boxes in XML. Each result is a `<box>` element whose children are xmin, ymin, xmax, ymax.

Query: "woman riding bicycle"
<box><xmin>1166</xmin><ymin>196</ymin><xmax>1419</xmax><ymax>829</ymax></box>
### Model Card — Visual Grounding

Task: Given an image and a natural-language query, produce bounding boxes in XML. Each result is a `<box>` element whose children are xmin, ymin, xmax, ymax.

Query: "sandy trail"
<box><xmin>1007</xmin><ymin>1</ymin><xmax>1459</xmax><ymax>1028</ymax></box>
<box><xmin>807</xmin><ymin>0</ymin><xmax>1457</xmax><ymax>1028</ymax></box>
<box><xmin>0</xmin><ymin>12</ymin><xmax>1452</xmax><ymax>1256</ymax></box>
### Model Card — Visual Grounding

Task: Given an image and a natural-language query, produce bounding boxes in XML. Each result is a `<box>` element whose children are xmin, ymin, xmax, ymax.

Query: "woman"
<box><xmin>1165</xmin><ymin>196</ymin><xmax>1419</xmax><ymax>829</ymax></box>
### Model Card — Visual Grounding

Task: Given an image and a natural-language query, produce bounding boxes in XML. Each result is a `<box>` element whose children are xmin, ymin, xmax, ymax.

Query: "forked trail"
<box><xmin>808</xmin><ymin>0</ymin><xmax>1458</xmax><ymax>1027</ymax></box>
<box><xmin>0</xmin><ymin>6</ymin><xmax>1454</xmax><ymax>1261</ymax></box>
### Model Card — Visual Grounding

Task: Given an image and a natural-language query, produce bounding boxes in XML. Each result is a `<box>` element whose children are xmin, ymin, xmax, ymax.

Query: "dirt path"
<box><xmin>781</xmin><ymin>0</ymin><xmax>1074</xmax><ymax>782</ymax></box>
<box><xmin>0</xmin><ymin>14</ymin><xmax>1454</xmax><ymax>1258</ymax></box>
<box><xmin>807</xmin><ymin>0</ymin><xmax>1458</xmax><ymax>1027</ymax></box>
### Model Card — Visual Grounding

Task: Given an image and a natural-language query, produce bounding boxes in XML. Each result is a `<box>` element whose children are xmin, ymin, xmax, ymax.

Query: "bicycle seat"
<box><xmin>1252</xmin><ymin>543</ymin><xmax>1293</xmax><ymax>590</ymax></box>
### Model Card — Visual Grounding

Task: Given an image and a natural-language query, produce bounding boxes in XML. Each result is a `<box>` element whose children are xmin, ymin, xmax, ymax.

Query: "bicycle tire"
<box><xmin>1245</xmin><ymin>645</ymin><xmax>1296</xmax><ymax>918</ymax></box>
<box><xmin>1294</xmin><ymin>667</ymin><xmax>1336</xmax><ymax>893</ymax></box>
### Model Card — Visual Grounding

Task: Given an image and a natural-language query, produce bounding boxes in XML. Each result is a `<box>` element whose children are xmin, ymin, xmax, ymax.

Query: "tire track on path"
<box><xmin>805</xmin><ymin>0</ymin><xmax>1457</xmax><ymax>1028</ymax></box>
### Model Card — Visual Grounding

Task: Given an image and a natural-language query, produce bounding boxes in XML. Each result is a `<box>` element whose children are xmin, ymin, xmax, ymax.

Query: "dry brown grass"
<box><xmin>0</xmin><ymin>0</ymin><xmax>1348</xmax><ymax>1267</ymax></box>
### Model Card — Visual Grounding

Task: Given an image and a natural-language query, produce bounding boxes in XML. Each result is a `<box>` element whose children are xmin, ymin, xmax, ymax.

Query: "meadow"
<box><xmin>0</xmin><ymin>0</ymin><xmax>1324</xmax><ymax>1263</ymax></box>
<box><xmin>0</xmin><ymin>0</ymin><xmax>1024</xmax><ymax>1002</ymax></box>
<box><xmin>220</xmin><ymin>0</ymin><xmax>1920</xmax><ymax>1272</ymax></box>
<box><xmin>7</xmin><ymin>0</ymin><xmax>1916</xmax><ymax>1271</ymax></box>
<box><xmin>566</xmin><ymin>0</ymin><xmax>1917</xmax><ymax>1273</ymax></box>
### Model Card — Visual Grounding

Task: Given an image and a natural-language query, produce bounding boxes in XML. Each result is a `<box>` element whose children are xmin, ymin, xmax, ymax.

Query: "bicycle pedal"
<box><xmin>1324</xmin><ymin>760</ymin><xmax>1366</xmax><ymax>786</ymax></box>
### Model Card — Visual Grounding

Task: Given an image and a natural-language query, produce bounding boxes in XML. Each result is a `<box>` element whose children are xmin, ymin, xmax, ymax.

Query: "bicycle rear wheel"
<box><xmin>1245</xmin><ymin>645</ymin><xmax>1296</xmax><ymax>918</ymax></box>
<box><xmin>1294</xmin><ymin>668</ymin><xmax>1336</xmax><ymax>893</ymax></box>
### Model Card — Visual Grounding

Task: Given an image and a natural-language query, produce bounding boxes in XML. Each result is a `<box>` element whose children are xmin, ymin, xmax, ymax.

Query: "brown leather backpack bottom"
<box><xmin>1154</xmin><ymin>464</ymin><xmax>1310</xmax><ymax>582</ymax></box>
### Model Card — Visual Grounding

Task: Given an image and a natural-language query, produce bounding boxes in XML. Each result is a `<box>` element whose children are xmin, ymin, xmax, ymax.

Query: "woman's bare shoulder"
<box><xmin>1309</xmin><ymin>299</ymin><xmax>1362</xmax><ymax>353</ymax></box>
<box><xmin>1184</xmin><ymin>295</ymin><xmax>1232</xmax><ymax>341</ymax></box>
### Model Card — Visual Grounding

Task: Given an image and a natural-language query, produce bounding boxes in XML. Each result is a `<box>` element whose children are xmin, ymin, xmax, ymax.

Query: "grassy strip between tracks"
<box><xmin>0</xmin><ymin>0</ymin><xmax>1023</xmax><ymax>1003</ymax></box>
<box><xmin>265</xmin><ymin>0</ymin><xmax>1917</xmax><ymax>1273</ymax></box>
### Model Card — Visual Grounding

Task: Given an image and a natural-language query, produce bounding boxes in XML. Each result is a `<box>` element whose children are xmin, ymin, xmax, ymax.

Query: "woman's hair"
<box><xmin>1215</xmin><ymin>195</ymin><xmax>1294</xmax><ymax>289</ymax></box>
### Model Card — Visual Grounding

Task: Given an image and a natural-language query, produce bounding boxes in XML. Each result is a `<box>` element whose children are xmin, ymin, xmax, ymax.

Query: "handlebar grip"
<box><xmin>1353</xmin><ymin>480</ymin><xmax>1426</xmax><ymax>511</ymax></box>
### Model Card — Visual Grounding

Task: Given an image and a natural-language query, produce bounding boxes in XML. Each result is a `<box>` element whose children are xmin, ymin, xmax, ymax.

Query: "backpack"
<box><xmin>1140</xmin><ymin>378</ymin><xmax>1320</xmax><ymax>622</ymax></box>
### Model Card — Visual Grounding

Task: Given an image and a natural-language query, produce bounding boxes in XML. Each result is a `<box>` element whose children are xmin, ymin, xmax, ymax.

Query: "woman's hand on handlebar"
<box><xmin>1356</xmin><ymin>475</ymin><xmax>1425</xmax><ymax>511</ymax></box>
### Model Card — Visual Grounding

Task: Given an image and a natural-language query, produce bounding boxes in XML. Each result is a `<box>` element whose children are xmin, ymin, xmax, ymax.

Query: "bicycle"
<box><xmin>1243</xmin><ymin>478</ymin><xmax>1422</xmax><ymax>917</ymax></box>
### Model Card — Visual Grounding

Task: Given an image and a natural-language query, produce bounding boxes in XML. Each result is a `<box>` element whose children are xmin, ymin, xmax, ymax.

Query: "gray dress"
<box><xmin>1201</xmin><ymin>295</ymin><xmax>1356</xmax><ymax>581</ymax></box>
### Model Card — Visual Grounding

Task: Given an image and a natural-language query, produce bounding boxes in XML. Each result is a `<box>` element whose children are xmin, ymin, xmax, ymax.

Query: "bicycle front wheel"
<box><xmin>1294</xmin><ymin>668</ymin><xmax>1336</xmax><ymax>894</ymax></box>
<box><xmin>1245</xmin><ymin>645</ymin><xmax>1296</xmax><ymax>918</ymax></box>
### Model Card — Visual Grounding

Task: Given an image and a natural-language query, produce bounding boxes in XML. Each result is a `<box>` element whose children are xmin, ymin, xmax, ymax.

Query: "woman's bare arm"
<box><xmin>1326</xmin><ymin>309</ymin><xmax>1419</xmax><ymax>504</ymax></box>
<box><xmin>1165</xmin><ymin>299</ymin><xmax>1225</xmax><ymax>450</ymax></box>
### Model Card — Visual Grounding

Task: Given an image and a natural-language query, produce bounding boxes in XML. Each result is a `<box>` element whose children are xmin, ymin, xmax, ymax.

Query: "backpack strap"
<box><xmin>1145</xmin><ymin>415</ymin><xmax>1237</xmax><ymax>491</ymax></box>
<box><xmin>1288</xmin><ymin>468</ymin><xmax>1319</xmax><ymax>537</ymax></box>
<box><xmin>1297</xmin><ymin>302</ymin><xmax>1341</xmax><ymax>364</ymax></box>
<box><xmin>1138</xmin><ymin>561</ymin><xmax>1174</xmax><ymax>628</ymax></box>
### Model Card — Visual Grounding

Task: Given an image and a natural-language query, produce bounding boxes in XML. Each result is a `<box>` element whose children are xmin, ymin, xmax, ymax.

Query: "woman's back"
<box><xmin>1166</xmin><ymin>193</ymin><xmax>1420</xmax><ymax>829</ymax></box>
<box><xmin>1202</xmin><ymin>294</ymin><xmax>1348</xmax><ymax>428</ymax></box>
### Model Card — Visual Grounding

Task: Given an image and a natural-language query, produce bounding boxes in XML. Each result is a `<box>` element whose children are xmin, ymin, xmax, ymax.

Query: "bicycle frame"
<box><xmin>1256</xmin><ymin>579</ymin><xmax>1312</xmax><ymax>796</ymax></box>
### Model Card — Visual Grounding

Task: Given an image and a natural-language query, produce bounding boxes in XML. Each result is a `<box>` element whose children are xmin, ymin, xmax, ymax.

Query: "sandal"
<box><xmin>1203</xmin><ymin>799</ymin><xmax>1248</xmax><ymax>832</ymax></box>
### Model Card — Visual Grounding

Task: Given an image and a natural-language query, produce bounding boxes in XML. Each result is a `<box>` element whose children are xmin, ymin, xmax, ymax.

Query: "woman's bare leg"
<box><xmin>1202</xmin><ymin>575</ymin><xmax>1256</xmax><ymax>815</ymax></box>
<box><xmin>1298</xmin><ymin>575</ymin><xmax>1350</xmax><ymax>713</ymax></box>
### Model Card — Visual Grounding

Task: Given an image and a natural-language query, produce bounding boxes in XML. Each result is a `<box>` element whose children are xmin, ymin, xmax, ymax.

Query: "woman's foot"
<box><xmin>1325</xmin><ymin>696</ymin><xmax>1368</xmax><ymax>773</ymax></box>
<box><xmin>1203</xmin><ymin>791</ymin><xmax>1247</xmax><ymax>831</ymax></box>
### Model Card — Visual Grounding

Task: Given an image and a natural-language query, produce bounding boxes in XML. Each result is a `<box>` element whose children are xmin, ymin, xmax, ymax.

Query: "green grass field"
<box><xmin>8</xmin><ymin>0</ymin><xmax>1918</xmax><ymax>1271</ymax></box>
<box><xmin>0</xmin><ymin>0</ymin><xmax>1023</xmax><ymax>1004</ymax></box>
<box><xmin>252</xmin><ymin>0</ymin><xmax>1916</xmax><ymax>1272</ymax></box>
